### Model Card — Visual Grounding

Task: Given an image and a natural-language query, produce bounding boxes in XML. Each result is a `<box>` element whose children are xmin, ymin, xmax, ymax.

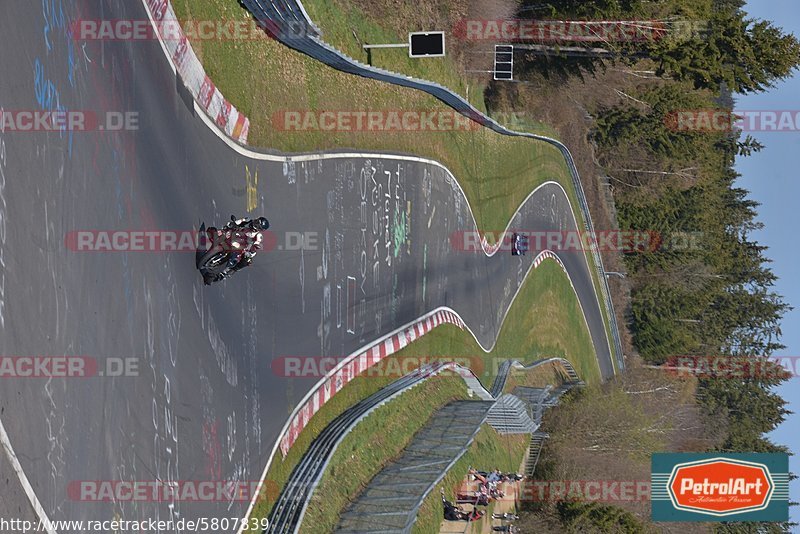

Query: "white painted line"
<box><xmin>0</xmin><ymin>419</ymin><xmax>58</xmax><ymax>534</ymax></box>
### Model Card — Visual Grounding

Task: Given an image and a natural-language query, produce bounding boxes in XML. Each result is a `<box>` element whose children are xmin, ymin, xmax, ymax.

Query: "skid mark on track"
<box><xmin>144</xmin><ymin>280</ymin><xmax>182</xmax><ymax>523</ymax></box>
<box><xmin>207</xmin><ymin>313</ymin><xmax>239</xmax><ymax>387</ymax></box>
<box><xmin>244</xmin><ymin>284</ymin><xmax>262</xmax><ymax>460</ymax></box>
<box><xmin>0</xmin><ymin>115</ymin><xmax>7</xmax><ymax>329</ymax></box>
<box><xmin>43</xmin><ymin>377</ymin><xmax>66</xmax><ymax>512</ymax></box>
<box><xmin>202</xmin><ymin>417</ymin><xmax>222</xmax><ymax>480</ymax></box>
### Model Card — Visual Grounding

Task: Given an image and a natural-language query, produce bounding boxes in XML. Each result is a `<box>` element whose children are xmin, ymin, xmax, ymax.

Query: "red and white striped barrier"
<box><xmin>482</xmin><ymin>235</ymin><xmax>501</xmax><ymax>254</ymax></box>
<box><xmin>143</xmin><ymin>0</ymin><xmax>250</xmax><ymax>143</ymax></box>
<box><xmin>279</xmin><ymin>309</ymin><xmax>465</xmax><ymax>456</ymax></box>
<box><xmin>534</xmin><ymin>249</ymin><xmax>566</xmax><ymax>271</ymax></box>
<box><xmin>277</xmin><ymin>250</ymin><xmax>567</xmax><ymax>457</ymax></box>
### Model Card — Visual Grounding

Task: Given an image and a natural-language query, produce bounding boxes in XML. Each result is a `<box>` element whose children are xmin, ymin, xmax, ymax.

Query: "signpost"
<box><xmin>409</xmin><ymin>31</ymin><xmax>445</xmax><ymax>57</ymax></box>
<box><xmin>363</xmin><ymin>31</ymin><xmax>446</xmax><ymax>58</ymax></box>
<box><xmin>493</xmin><ymin>44</ymin><xmax>514</xmax><ymax>80</ymax></box>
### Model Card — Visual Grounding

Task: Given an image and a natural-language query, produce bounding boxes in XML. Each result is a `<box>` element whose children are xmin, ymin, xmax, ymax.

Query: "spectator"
<box><xmin>468</xmin><ymin>467</ymin><xmax>488</xmax><ymax>485</ymax></box>
<box><xmin>442</xmin><ymin>489</ymin><xmax>485</xmax><ymax>521</ymax></box>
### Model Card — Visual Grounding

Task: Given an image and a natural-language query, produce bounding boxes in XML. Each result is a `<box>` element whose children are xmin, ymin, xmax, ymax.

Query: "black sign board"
<box><xmin>409</xmin><ymin>32</ymin><xmax>445</xmax><ymax>57</ymax></box>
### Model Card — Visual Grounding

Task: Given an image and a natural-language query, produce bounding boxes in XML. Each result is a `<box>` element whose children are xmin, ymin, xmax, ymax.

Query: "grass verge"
<box><xmin>394</xmin><ymin>260</ymin><xmax>601</xmax><ymax>385</ymax></box>
<box><xmin>301</xmin><ymin>0</ymin><xmax>568</xmax><ymax>141</ymax></box>
<box><xmin>301</xmin><ymin>0</ymin><xmax>486</xmax><ymax>113</ymax></box>
<box><xmin>172</xmin><ymin>0</ymin><xmax>573</xmax><ymax>233</ymax></box>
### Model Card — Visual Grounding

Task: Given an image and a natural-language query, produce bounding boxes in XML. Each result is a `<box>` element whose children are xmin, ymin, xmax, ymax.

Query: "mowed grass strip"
<box><xmin>302</xmin><ymin>0</ymin><xmax>561</xmax><ymax>138</ymax></box>
<box><xmin>395</xmin><ymin>260</ymin><xmax>601</xmax><ymax>385</ymax></box>
<box><xmin>305</xmin><ymin>0</ymin><xmax>564</xmax><ymax>134</ymax></box>
<box><xmin>171</xmin><ymin>0</ymin><xmax>572</xmax><ymax>233</ymax></box>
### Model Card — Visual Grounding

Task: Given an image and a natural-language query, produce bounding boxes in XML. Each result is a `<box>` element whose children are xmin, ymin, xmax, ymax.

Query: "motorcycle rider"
<box><xmin>223</xmin><ymin>215</ymin><xmax>269</xmax><ymax>276</ymax></box>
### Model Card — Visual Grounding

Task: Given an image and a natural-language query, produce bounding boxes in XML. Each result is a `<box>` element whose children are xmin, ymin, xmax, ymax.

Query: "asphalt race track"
<box><xmin>0</xmin><ymin>0</ymin><xmax>613</xmax><ymax>531</ymax></box>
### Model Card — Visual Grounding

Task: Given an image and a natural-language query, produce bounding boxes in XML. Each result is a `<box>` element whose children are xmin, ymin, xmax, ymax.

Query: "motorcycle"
<box><xmin>196</xmin><ymin>220</ymin><xmax>253</xmax><ymax>285</ymax></box>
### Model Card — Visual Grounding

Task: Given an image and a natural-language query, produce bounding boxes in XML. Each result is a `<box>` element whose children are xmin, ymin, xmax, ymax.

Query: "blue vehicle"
<box><xmin>511</xmin><ymin>232</ymin><xmax>528</xmax><ymax>256</ymax></box>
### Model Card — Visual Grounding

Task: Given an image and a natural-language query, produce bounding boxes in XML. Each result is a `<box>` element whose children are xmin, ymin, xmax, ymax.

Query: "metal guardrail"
<box><xmin>266</xmin><ymin>357</ymin><xmax>580</xmax><ymax>532</ymax></box>
<box><xmin>526</xmin><ymin>432</ymin><xmax>549</xmax><ymax>477</ymax></box>
<box><xmin>486</xmin><ymin>394</ymin><xmax>538</xmax><ymax>434</ymax></box>
<box><xmin>491</xmin><ymin>357</ymin><xmax>583</xmax><ymax>395</ymax></box>
<box><xmin>239</xmin><ymin>0</ymin><xmax>624</xmax><ymax>373</ymax></box>
<box><xmin>267</xmin><ymin>362</ymin><xmax>491</xmax><ymax>533</ymax></box>
<box><xmin>490</xmin><ymin>359</ymin><xmax>515</xmax><ymax>398</ymax></box>
<box><xmin>336</xmin><ymin>400</ymin><xmax>496</xmax><ymax>533</ymax></box>
<box><xmin>333</xmin><ymin>360</ymin><xmax>581</xmax><ymax>532</ymax></box>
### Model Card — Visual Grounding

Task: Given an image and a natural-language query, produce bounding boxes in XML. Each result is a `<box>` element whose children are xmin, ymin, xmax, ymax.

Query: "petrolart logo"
<box><xmin>652</xmin><ymin>453</ymin><xmax>789</xmax><ymax>522</ymax></box>
<box><xmin>669</xmin><ymin>458</ymin><xmax>772</xmax><ymax>515</ymax></box>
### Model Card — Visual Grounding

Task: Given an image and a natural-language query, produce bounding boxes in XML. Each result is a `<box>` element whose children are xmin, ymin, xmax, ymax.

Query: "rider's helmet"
<box><xmin>254</xmin><ymin>217</ymin><xmax>270</xmax><ymax>230</ymax></box>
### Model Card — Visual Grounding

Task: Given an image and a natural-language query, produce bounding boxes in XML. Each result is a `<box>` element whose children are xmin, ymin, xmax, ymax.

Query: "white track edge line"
<box><xmin>0</xmin><ymin>418</ymin><xmax>58</xmax><ymax>534</ymax></box>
